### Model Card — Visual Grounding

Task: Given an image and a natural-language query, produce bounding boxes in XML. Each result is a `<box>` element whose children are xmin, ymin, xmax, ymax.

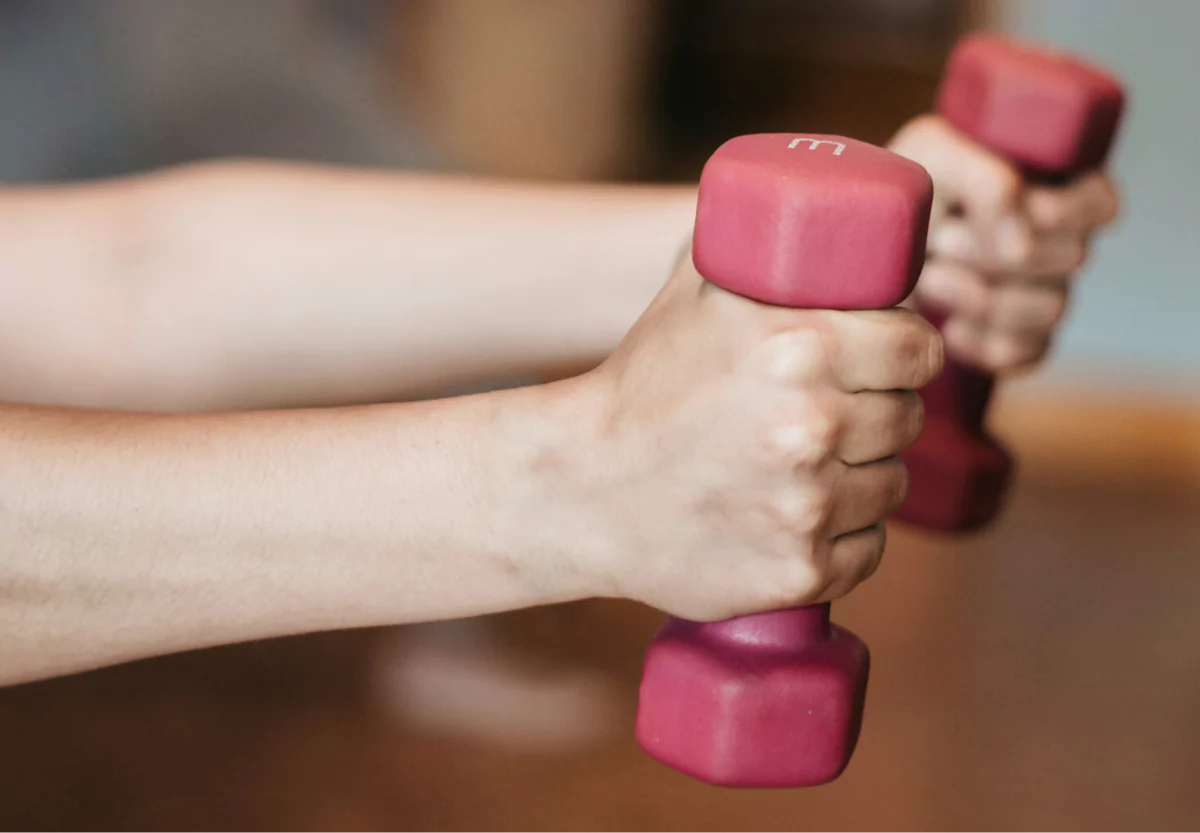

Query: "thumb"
<box><xmin>890</xmin><ymin>115</ymin><xmax>1032</xmax><ymax>267</ymax></box>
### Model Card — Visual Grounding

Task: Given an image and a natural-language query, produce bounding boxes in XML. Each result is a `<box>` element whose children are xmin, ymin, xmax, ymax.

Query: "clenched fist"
<box><xmin>891</xmin><ymin>115</ymin><xmax>1120</xmax><ymax>373</ymax></box>
<box><xmin>554</xmin><ymin>255</ymin><xmax>942</xmax><ymax>622</ymax></box>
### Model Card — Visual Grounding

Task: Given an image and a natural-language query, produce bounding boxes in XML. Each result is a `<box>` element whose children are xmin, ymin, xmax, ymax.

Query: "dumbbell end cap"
<box><xmin>895</xmin><ymin>414</ymin><xmax>1013</xmax><ymax>532</ymax></box>
<box><xmin>937</xmin><ymin>33</ymin><xmax>1126</xmax><ymax>177</ymax></box>
<box><xmin>636</xmin><ymin>611</ymin><xmax>869</xmax><ymax>788</ymax></box>
<box><xmin>693</xmin><ymin>134</ymin><xmax>933</xmax><ymax>311</ymax></box>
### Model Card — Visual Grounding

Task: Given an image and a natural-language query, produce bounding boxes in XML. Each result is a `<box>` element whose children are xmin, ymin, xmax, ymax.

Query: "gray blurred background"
<box><xmin>1001</xmin><ymin>0</ymin><xmax>1200</xmax><ymax>395</ymax></box>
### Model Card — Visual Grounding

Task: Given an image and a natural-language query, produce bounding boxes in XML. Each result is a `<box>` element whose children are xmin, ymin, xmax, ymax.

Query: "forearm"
<box><xmin>0</xmin><ymin>162</ymin><xmax>696</xmax><ymax>410</ymax></box>
<box><xmin>0</xmin><ymin>379</ymin><xmax>598</xmax><ymax>685</ymax></box>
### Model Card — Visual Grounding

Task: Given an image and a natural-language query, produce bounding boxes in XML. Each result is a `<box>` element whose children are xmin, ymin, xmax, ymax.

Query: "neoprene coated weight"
<box><xmin>897</xmin><ymin>34</ymin><xmax>1126</xmax><ymax>531</ymax></box>
<box><xmin>635</xmin><ymin>134</ymin><xmax>933</xmax><ymax>788</ymax></box>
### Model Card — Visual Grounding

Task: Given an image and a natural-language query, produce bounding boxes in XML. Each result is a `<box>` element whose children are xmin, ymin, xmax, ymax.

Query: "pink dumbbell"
<box><xmin>897</xmin><ymin>34</ymin><xmax>1126</xmax><ymax>531</ymax></box>
<box><xmin>636</xmin><ymin>134</ymin><xmax>933</xmax><ymax>788</ymax></box>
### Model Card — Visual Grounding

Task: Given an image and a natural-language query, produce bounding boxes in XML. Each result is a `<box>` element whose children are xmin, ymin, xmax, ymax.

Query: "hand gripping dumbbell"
<box><xmin>896</xmin><ymin>34</ymin><xmax>1126</xmax><ymax>531</ymax></box>
<box><xmin>636</xmin><ymin>135</ymin><xmax>934</xmax><ymax>788</ymax></box>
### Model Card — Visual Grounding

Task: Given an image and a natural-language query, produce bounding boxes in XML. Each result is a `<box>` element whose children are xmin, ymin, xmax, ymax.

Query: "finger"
<box><xmin>823</xmin><ymin>308</ymin><xmax>944</xmax><ymax>392</ymax></box>
<box><xmin>979</xmin><ymin>329</ymin><xmax>1054</xmax><ymax>374</ymax></box>
<box><xmin>913</xmin><ymin>260</ymin><xmax>1067</xmax><ymax>370</ymax></box>
<box><xmin>988</xmin><ymin>283</ymin><xmax>1071</xmax><ymax>335</ymax></box>
<box><xmin>914</xmin><ymin>259</ymin><xmax>992</xmax><ymax>321</ymax></box>
<box><xmin>926</xmin><ymin>276</ymin><xmax>1069</xmax><ymax>337</ymax></box>
<box><xmin>930</xmin><ymin>217</ymin><xmax>1036</xmax><ymax>273</ymax></box>
<box><xmin>814</xmin><ymin>524</ymin><xmax>887</xmax><ymax>603</ymax></box>
<box><xmin>928</xmin><ymin>218</ymin><xmax>984</xmax><ymax>263</ymax></box>
<box><xmin>1025</xmin><ymin>171</ymin><xmax>1119</xmax><ymax>235</ymax></box>
<box><xmin>892</xmin><ymin>115</ymin><xmax>1038</xmax><ymax>272</ymax></box>
<box><xmin>940</xmin><ymin>315</ymin><xmax>993</xmax><ymax>372</ymax></box>
<box><xmin>823</xmin><ymin>457</ymin><xmax>909</xmax><ymax>538</ymax></box>
<box><xmin>942</xmin><ymin>315</ymin><xmax>1053</xmax><ymax>374</ymax></box>
<box><xmin>930</xmin><ymin>216</ymin><xmax>1036</xmax><ymax>274</ymax></box>
<box><xmin>1014</xmin><ymin>234</ymin><xmax>1088</xmax><ymax>280</ymax></box>
<box><xmin>836</xmin><ymin>390</ymin><xmax>924</xmax><ymax>465</ymax></box>
<box><xmin>890</xmin><ymin>115</ymin><xmax>1024</xmax><ymax>228</ymax></box>
<box><xmin>933</xmin><ymin>223</ymin><xmax>1088</xmax><ymax>282</ymax></box>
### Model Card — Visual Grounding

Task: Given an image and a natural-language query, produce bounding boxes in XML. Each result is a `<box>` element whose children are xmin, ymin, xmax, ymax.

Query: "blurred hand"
<box><xmin>890</xmin><ymin>115</ymin><xmax>1120</xmax><ymax>373</ymax></box>
<box><xmin>559</xmin><ymin>255</ymin><xmax>942</xmax><ymax>621</ymax></box>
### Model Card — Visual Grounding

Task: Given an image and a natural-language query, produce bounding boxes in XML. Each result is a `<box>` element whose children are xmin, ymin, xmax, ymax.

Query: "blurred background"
<box><xmin>0</xmin><ymin>0</ymin><xmax>1197</xmax><ymax>830</ymax></box>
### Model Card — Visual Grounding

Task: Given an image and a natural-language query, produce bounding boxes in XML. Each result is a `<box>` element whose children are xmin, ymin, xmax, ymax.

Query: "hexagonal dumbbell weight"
<box><xmin>636</xmin><ymin>134</ymin><xmax>934</xmax><ymax>788</ymax></box>
<box><xmin>896</xmin><ymin>34</ymin><xmax>1126</xmax><ymax>531</ymax></box>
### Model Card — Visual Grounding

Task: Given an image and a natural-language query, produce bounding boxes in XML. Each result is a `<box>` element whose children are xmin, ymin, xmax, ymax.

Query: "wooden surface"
<box><xmin>2</xmin><ymin>395</ymin><xmax>1198</xmax><ymax>831</ymax></box>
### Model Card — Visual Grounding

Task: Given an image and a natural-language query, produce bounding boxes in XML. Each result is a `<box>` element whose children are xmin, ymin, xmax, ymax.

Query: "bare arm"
<box><xmin>0</xmin><ymin>161</ymin><xmax>696</xmax><ymax>411</ymax></box>
<box><xmin>0</xmin><ymin>259</ymin><xmax>939</xmax><ymax>687</ymax></box>
<box><xmin>0</xmin><ymin>377</ymin><xmax>598</xmax><ymax>685</ymax></box>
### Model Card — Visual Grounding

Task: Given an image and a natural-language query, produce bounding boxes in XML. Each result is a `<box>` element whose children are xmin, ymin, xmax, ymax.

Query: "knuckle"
<box><xmin>764</xmin><ymin>402</ymin><xmax>838</xmax><ymax>466</ymax></box>
<box><xmin>775</xmin><ymin>486</ymin><xmax>832</xmax><ymax>534</ymax></box>
<box><xmin>762</xmin><ymin>327</ymin><xmax>826</xmax><ymax>383</ymax></box>
<box><xmin>764</xmin><ymin>419</ymin><xmax>807</xmax><ymax>459</ymax></box>
<box><xmin>768</xmin><ymin>482</ymin><xmax>835</xmax><ymax>535</ymax></box>
<box><xmin>806</xmin><ymin>405</ymin><xmax>840</xmax><ymax>460</ymax></box>
<box><xmin>770</xmin><ymin>551</ymin><xmax>826</xmax><ymax>608</ymax></box>
<box><xmin>771</xmin><ymin>491</ymin><xmax>806</xmax><ymax>529</ymax></box>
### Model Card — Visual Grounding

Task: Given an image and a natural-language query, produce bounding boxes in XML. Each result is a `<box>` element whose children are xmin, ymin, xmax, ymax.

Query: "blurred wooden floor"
<box><xmin>2</xmin><ymin>395</ymin><xmax>1198</xmax><ymax>831</ymax></box>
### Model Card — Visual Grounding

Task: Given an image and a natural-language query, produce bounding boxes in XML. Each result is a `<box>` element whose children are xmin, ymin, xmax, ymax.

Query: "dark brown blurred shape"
<box><xmin>390</xmin><ymin>0</ymin><xmax>984</xmax><ymax>181</ymax></box>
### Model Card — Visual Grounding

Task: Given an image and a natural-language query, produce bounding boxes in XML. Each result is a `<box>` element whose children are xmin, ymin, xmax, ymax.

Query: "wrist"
<box><xmin>480</xmin><ymin>372</ymin><xmax>618</xmax><ymax>607</ymax></box>
<box><xmin>590</xmin><ymin>184</ymin><xmax>698</xmax><ymax>356</ymax></box>
<box><xmin>535</xmin><ymin>186</ymin><xmax>695</xmax><ymax>381</ymax></box>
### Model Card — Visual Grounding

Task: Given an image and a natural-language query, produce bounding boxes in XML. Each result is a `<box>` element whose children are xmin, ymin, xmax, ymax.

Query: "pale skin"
<box><xmin>890</xmin><ymin>115</ymin><xmax>1121</xmax><ymax>370</ymax></box>
<box><xmin>0</xmin><ymin>117</ymin><xmax>1118</xmax><ymax>685</ymax></box>
<box><xmin>0</xmin><ymin>162</ymin><xmax>698</xmax><ymax>410</ymax></box>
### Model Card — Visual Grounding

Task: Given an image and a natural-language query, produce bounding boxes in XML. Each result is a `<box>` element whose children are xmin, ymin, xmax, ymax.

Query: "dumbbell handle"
<box><xmin>918</xmin><ymin>310</ymin><xmax>995</xmax><ymax>433</ymax></box>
